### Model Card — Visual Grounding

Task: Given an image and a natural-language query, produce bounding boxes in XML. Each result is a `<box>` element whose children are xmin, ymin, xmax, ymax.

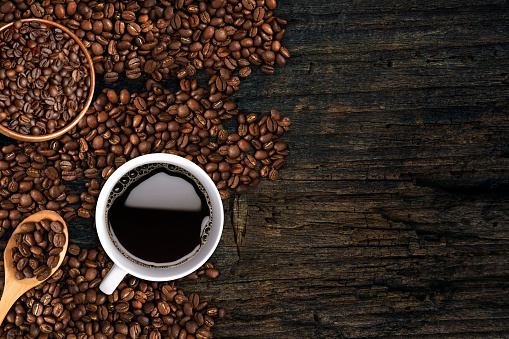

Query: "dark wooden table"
<box><xmin>4</xmin><ymin>1</ymin><xmax>509</xmax><ymax>338</ymax></box>
<box><xmin>200</xmin><ymin>1</ymin><xmax>509</xmax><ymax>337</ymax></box>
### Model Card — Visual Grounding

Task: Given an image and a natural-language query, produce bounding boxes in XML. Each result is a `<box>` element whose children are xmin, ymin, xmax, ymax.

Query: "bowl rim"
<box><xmin>0</xmin><ymin>18</ymin><xmax>95</xmax><ymax>142</ymax></box>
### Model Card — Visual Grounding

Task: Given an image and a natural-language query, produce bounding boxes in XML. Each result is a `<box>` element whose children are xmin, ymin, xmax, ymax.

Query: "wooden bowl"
<box><xmin>0</xmin><ymin>18</ymin><xmax>95</xmax><ymax>142</ymax></box>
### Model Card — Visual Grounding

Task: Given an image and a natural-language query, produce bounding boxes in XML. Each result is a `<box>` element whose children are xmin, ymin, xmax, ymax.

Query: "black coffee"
<box><xmin>106</xmin><ymin>163</ymin><xmax>211</xmax><ymax>264</ymax></box>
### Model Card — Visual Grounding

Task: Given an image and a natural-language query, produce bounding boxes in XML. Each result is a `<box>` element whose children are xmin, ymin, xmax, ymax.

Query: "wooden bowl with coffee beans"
<box><xmin>0</xmin><ymin>18</ymin><xmax>95</xmax><ymax>142</ymax></box>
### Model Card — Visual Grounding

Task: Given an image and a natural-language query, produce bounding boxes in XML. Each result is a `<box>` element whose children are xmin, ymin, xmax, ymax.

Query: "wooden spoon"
<box><xmin>0</xmin><ymin>210</ymin><xmax>69</xmax><ymax>325</ymax></box>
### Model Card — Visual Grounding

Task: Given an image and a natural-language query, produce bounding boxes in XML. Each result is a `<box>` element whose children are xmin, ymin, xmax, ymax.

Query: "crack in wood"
<box><xmin>230</xmin><ymin>194</ymin><xmax>248</xmax><ymax>257</ymax></box>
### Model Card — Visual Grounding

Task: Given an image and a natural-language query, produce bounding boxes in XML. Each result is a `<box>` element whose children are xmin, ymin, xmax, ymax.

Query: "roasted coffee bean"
<box><xmin>219</xmin><ymin>190</ymin><xmax>230</xmax><ymax>199</ymax></box>
<box><xmin>47</xmin><ymin>255</ymin><xmax>59</xmax><ymax>269</ymax></box>
<box><xmin>254</xmin><ymin>7</ymin><xmax>266</xmax><ymax>22</ymax></box>
<box><xmin>104</xmin><ymin>72</ymin><xmax>119</xmax><ymax>82</ymax></box>
<box><xmin>133</xmin><ymin>97</ymin><xmax>147</xmax><ymax>111</ymax></box>
<box><xmin>129</xmin><ymin>323</ymin><xmax>141</xmax><ymax>339</ymax></box>
<box><xmin>126</xmin><ymin>68</ymin><xmax>141</xmax><ymax>79</ymax></box>
<box><xmin>121</xmin><ymin>287</ymin><xmax>134</xmax><ymax>301</ymax></box>
<box><xmin>115</xmin><ymin>302</ymin><xmax>129</xmax><ymax>313</ymax></box>
<box><xmin>205</xmin><ymin>268</ymin><xmax>220</xmax><ymax>279</ymax></box>
<box><xmin>157</xmin><ymin>301</ymin><xmax>171</xmax><ymax>315</ymax></box>
<box><xmin>126</xmin><ymin>22</ymin><xmax>141</xmax><ymax>36</ymax></box>
<box><xmin>127</xmin><ymin>58</ymin><xmax>141</xmax><ymax>69</ymax></box>
<box><xmin>121</xmin><ymin>11</ymin><xmax>136</xmax><ymax>22</ymax></box>
<box><xmin>261</xmin><ymin>65</ymin><xmax>275</xmax><ymax>74</ymax></box>
<box><xmin>0</xmin><ymin>2</ymin><xmax>15</xmax><ymax>14</ymax></box>
<box><xmin>144</xmin><ymin>60</ymin><xmax>157</xmax><ymax>74</ymax></box>
<box><xmin>36</xmin><ymin>267</ymin><xmax>51</xmax><ymax>281</ymax></box>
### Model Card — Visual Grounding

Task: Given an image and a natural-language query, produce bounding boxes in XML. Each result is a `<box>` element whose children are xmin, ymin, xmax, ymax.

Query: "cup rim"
<box><xmin>0</xmin><ymin>18</ymin><xmax>96</xmax><ymax>142</ymax></box>
<box><xmin>95</xmin><ymin>154</ymin><xmax>224</xmax><ymax>281</ymax></box>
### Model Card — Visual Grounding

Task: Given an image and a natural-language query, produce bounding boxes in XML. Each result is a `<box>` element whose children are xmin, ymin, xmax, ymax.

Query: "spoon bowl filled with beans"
<box><xmin>0</xmin><ymin>210</ymin><xmax>68</xmax><ymax>325</ymax></box>
<box><xmin>0</xmin><ymin>18</ymin><xmax>95</xmax><ymax>141</ymax></box>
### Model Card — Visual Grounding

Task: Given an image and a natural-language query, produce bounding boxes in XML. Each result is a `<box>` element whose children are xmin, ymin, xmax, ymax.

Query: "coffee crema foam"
<box><xmin>104</xmin><ymin>163</ymin><xmax>213</xmax><ymax>269</ymax></box>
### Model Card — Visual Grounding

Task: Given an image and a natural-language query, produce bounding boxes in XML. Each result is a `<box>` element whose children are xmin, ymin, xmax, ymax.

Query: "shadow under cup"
<box><xmin>95</xmin><ymin>154</ymin><xmax>224</xmax><ymax>294</ymax></box>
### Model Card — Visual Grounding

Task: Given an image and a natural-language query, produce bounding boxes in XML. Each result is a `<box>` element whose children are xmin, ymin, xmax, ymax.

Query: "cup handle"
<box><xmin>99</xmin><ymin>264</ymin><xmax>126</xmax><ymax>295</ymax></box>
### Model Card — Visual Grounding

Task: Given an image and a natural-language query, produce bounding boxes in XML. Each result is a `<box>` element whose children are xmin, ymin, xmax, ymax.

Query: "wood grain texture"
<box><xmin>1</xmin><ymin>0</ymin><xmax>509</xmax><ymax>338</ymax></box>
<box><xmin>193</xmin><ymin>1</ymin><xmax>509</xmax><ymax>338</ymax></box>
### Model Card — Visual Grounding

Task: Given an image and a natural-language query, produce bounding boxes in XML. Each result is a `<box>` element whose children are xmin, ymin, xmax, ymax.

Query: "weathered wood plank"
<box><xmin>183</xmin><ymin>1</ymin><xmax>509</xmax><ymax>337</ymax></box>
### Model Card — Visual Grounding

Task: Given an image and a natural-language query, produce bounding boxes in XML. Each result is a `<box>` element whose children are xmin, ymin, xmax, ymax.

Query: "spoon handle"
<box><xmin>0</xmin><ymin>275</ymin><xmax>30</xmax><ymax>326</ymax></box>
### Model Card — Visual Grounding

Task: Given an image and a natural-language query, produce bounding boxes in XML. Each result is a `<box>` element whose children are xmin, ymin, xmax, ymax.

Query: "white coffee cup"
<box><xmin>95</xmin><ymin>154</ymin><xmax>224</xmax><ymax>295</ymax></box>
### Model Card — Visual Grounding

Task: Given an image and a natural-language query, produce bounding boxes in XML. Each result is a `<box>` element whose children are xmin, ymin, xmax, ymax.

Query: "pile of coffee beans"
<box><xmin>75</xmin><ymin>80</ymin><xmax>290</xmax><ymax>198</ymax></box>
<box><xmin>0</xmin><ymin>81</ymin><xmax>290</xmax><ymax>232</ymax></box>
<box><xmin>10</xmin><ymin>218</ymin><xmax>66</xmax><ymax>280</ymax></box>
<box><xmin>0</xmin><ymin>0</ymin><xmax>288</xmax><ymax>95</ymax></box>
<box><xmin>0</xmin><ymin>20</ymin><xmax>91</xmax><ymax>135</ymax></box>
<box><xmin>0</xmin><ymin>0</ymin><xmax>291</xmax><ymax>199</ymax></box>
<box><xmin>0</xmin><ymin>241</ymin><xmax>225</xmax><ymax>339</ymax></box>
<box><xmin>0</xmin><ymin>85</ymin><xmax>289</xmax><ymax>244</ymax></box>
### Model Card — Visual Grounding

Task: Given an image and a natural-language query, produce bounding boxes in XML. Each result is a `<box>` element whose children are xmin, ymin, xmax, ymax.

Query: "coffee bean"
<box><xmin>262</xmin><ymin>50</ymin><xmax>276</xmax><ymax>63</ymax></box>
<box><xmin>196</xmin><ymin>327</ymin><xmax>213</xmax><ymax>339</ymax></box>
<box><xmin>31</xmin><ymin>3</ymin><xmax>44</xmax><ymax>17</ymax></box>
<box><xmin>269</xmin><ymin>168</ymin><xmax>279</xmax><ymax>181</ymax></box>
<box><xmin>218</xmin><ymin>190</ymin><xmax>230</xmax><ymax>199</ymax></box>
<box><xmin>242</xmin><ymin>0</ymin><xmax>256</xmax><ymax>10</ymax></box>
<box><xmin>238</xmin><ymin>66</ymin><xmax>251</xmax><ymax>78</ymax></box>
<box><xmin>32</xmin><ymin>302</ymin><xmax>43</xmax><ymax>316</ymax></box>
<box><xmin>104</xmin><ymin>72</ymin><xmax>119</xmax><ymax>82</ymax></box>
<box><xmin>91</xmin><ymin>42</ymin><xmax>104</xmax><ymax>56</ymax></box>
<box><xmin>115</xmin><ymin>302</ymin><xmax>129</xmax><ymax>313</ymax></box>
<box><xmin>129</xmin><ymin>323</ymin><xmax>141</xmax><ymax>339</ymax></box>
<box><xmin>0</xmin><ymin>2</ymin><xmax>15</xmax><ymax>14</ymax></box>
<box><xmin>50</xmin><ymin>221</ymin><xmax>64</xmax><ymax>233</ymax></box>
<box><xmin>19</xmin><ymin>194</ymin><xmax>32</xmax><ymax>208</ymax></box>
<box><xmin>144</xmin><ymin>60</ymin><xmax>157</xmax><ymax>74</ymax></box>
<box><xmin>36</xmin><ymin>266</ymin><xmax>51</xmax><ymax>281</ymax></box>
<box><xmin>261</xmin><ymin>65</ymin><xmax>275</xmax><ymax>74</ymax></box>
<box><xmin>77</xmin><ymin>208</ymin><xmax>91</xmax><ymax>218</ymax></box>
<box><xmin>126</xmin><ymin>58</ymin><xmax>141</xmax><ymax>69</ymax></box>
<box><xmin>185</xmin><ymin>320</ymin><xmax>199</xmax><ymax>334</ymax></box>
<box><xmin>121</xmin><ymin>11</ymin><xmax>136</xmax><ymax>22</ymax></box>
<box><xmin>47</xmin><ymin>255</ymin><xmax>59</xmax><ymax>269</ymax></box>
<box><xmin>254</xmin><ymin>150</ymin><xmax>269</xmax><ymax>160</ymax></box>
<box><xmin>126</xmin><ymin>68</ymin><xmax>141</xmax><ymax>79</ymax></box>
<box><xmin>266</xmin><ymin>0</ymin><xmax>278</xmax><ymax>9</ymax></box>
<box><xmin>266</xmin><ymin>117</ymin><xmax>278</xmax><ymax>132</ymax></box>
<box><xmin>254</xmin><ymin>7</ymin><xmax>266</xmax><ymax>22</ymax></box>
<box><xmin>205</xmin><ymin>268</ymin><xmax>220</xmax><ymax>279</ymax></box>
<box><xmin>126</xmin><ymin>22</ymin><xmax>141</xmax><ymax>36</ymax></box>
<box><xmin>133</xmin><ymin>97</ymin><xmax>147</xmax><ymax>111</ymax></box>
<box><xmin>120</xmin><ymin>287</ymin><xmax>134</xmax><ymax>301</ymax></box>
<box><xmin>68</xmin><ymin>244</ymin><xmax>80</xmax><ymax>256</ymax></box>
